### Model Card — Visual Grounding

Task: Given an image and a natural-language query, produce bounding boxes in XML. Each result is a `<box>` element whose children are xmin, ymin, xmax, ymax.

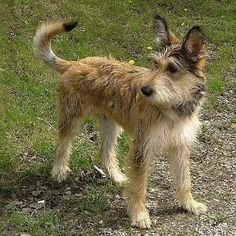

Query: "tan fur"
<box><xmin>34</xmin><ymin>18</ymin><xmax>208</xmax><ymax>229</ymax></box>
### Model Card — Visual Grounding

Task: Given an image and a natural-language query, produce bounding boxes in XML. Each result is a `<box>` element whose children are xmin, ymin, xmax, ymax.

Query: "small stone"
<box><xmin>5</xmin><ymin>203</ymin><xmax>13</xmax><ymax>210</ymax></box>
<box><xmin>31</xmin><ymin>156</ymin><xmax>37</xmax><ymax>160</ymax></box>
<box><xmin>14</xmin><ymin>201</ymin><xmax>23</xmax><ymax>206</ymax></box>
<box><xmin>30</xmin><ymin>202</ymin><xmax>44</xmax><ymax>210</ymax></box>
<box><xmin>22</xmin><ymin>207</ymin><xmax>31</xmax><ymax>214</ymax></box>
<box><xmin>65</xmin><ymin>190</ymin><xmax>72</xmax><ymax>195</ymax></box>
<box><xmin>32</xmin><ymin>191</ymin><xmax>41</xmax><ymax>197</ymax></box>
<box><xmin>75</xmin><ymin>177</ymin><xmax>80</xmax><ymax>182</ymax></box>
<box><xmin>149</xmin><ymin>188</ymin><xmax>155</xmax><ymax>193</ymax></box>
<box><xmin>75</xmin><ymin>193</ymin><xmax>82</xmax><ymax>197</ymax></box>
<box><xmin>204</xmin><ymin>120</ymin><xmax>211</xmax><ymax>126</ymax></box>
<box><xmin>37</xmin><ymin>200</ymin><xmax>45</xmax><ymax>204</ymax></box>
<box><xmin>141</xmin><ymin>233</ymin><xmax>149</xmax><ymax>236</ymax></box>
<box><xmin>63</xmin><ymin>196</ymin><xmax>70</xmax><ymax>201</ymax></box>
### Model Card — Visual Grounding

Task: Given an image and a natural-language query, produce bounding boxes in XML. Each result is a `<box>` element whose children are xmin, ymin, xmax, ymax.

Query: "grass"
<box><xmin>9</xmin><ymin>211</ymin><xmax>64</xmax><ymax>236</ymax></box>
<box><xmin>0</xmin><ymin>0</ymin><xmax>235</xmax><ymax>235</ymax></box>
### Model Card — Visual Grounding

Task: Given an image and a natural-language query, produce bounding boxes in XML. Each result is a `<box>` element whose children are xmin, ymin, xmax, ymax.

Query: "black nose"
<box><xmin>141</xmin><ymin>86</ymin><xmax>153</xmax><ymax>97</ymax></box>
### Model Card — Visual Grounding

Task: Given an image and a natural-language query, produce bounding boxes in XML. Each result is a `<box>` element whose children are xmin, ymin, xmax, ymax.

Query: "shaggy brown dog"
<box><xmin>34</xmin><ymin>15</ymin><xmax>208</xmax><ymax>229</ymax></box>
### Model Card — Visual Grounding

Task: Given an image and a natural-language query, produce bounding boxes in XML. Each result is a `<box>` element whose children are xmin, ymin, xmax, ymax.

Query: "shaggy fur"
<box><xmin>33</xmin><ymin>15</ymin><xmax>208</xmax><ymax>229</ymax></box>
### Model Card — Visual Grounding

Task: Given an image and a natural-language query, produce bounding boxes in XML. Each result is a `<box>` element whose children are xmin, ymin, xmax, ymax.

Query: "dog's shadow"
<box><xmin>151</xmin><ymin>207</ymin><xmax>186</xmax><ymax>216</ymax></box>
<box><xmin>1</xmin><ymin>171</ymin><xmax>185</xmax><ymax>232</ymax></box>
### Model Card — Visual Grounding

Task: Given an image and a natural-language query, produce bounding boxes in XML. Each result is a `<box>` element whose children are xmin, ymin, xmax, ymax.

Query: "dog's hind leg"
<box><xmin>98</xmin><ymin>115</ymin><xmax>127</xmax><ymax>185</ymax></box>
<box><xmin>167</xmin><ymin>146</ymin><xmax>207</xmax><ymax>214</ymax></box>
<box><xmin>51</xmin><ymin>89</ymin><xmax>84</xmax><ymax>182</ymax></box>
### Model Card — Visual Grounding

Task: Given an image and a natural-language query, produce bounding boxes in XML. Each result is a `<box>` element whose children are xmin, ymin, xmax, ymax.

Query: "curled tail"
<box><xmin>33</xmin><ymin>21</ymin><xmax>77</xmax><ymax>73</ymax></box>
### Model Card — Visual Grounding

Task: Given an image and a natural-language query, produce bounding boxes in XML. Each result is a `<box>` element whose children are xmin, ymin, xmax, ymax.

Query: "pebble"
<box><xmin>29</xmin><ymin>202</ymin><xmax>44</xmax><ymax>210</ymax></box>
<box><xmin>32</xmin><ymin>190</ymin><xmax>41</xmax><ymax>197</ymax></box>
<box><xmin>22</xmin><ymin>207</ymin><xmax>31</xmax><ymax>214</ymax></box>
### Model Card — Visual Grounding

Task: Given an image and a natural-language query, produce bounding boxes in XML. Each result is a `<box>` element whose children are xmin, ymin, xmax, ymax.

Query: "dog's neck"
<box><xmin>172</xmin><ymin>100</ymin><xmax>201</xmax><ymax>117</ymax></box>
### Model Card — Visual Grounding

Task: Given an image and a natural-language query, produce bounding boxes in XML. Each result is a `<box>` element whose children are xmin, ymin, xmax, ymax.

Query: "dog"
<box><xmin>33</xmin><ymin>15</ymin><xmax>208</xmax><ymax>229</ymax></box>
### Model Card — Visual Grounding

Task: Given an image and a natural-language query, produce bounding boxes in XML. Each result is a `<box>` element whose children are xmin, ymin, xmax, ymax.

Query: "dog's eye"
<box><xmin>167</xmin><ymin>65</ymin><xmax>178</xmax><ymax>73</ymax></box>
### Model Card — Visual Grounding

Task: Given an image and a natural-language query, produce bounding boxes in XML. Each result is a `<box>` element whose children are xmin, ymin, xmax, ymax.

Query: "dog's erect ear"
<box><xmin>182</xmin><ymin>26</ymin><xmax>207</xmax><ymax>69</ymax></box>
<box><xmin>154</xmin><ymin>15</ymin><xmax>179</xmax><ymax>48</ymax></box>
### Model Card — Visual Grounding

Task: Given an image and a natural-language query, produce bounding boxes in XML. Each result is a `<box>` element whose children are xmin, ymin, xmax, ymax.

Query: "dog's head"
<box><xmin>141</xmin><ymin>15</ymin><xmax>207</xmax><ymax>116</ymax></box>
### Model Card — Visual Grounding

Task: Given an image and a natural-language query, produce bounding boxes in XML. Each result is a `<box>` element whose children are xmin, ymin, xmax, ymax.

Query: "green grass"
<box><xmin>0</xmin><ymin>0</ymin><xmax>235</xmax><ymax>234</ymax></box>
<box><xmin>9</xmin><ymin>211</ymin><xmax>64</xmax><ymax>236</ymax></box>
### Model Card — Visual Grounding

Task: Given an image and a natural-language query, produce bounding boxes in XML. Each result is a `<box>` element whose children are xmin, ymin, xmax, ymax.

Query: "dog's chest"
<box><xmin>152</xmin><ymin>116</ymin><xmax>200</xmax><ymax>149</ymax></box>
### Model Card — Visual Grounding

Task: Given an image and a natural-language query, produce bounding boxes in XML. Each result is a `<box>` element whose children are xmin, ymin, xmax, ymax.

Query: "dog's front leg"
<box><xmin>124</xmin><ymin>139</ymin><xmax>152</xmax><ymax>229</ymax></box>
<box><xmin>167</xmin><ymin>146</ymin><xmax>207</xmax><ymax>214</ymax></box>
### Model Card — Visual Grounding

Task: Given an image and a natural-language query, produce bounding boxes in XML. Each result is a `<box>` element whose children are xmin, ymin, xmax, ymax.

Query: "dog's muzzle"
<box><xmin>141</xmin><ymin>86</ymin><xmax>153</xmax><ymax>97</ymax></box>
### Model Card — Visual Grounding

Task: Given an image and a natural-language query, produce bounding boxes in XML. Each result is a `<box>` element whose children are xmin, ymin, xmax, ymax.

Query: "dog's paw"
<box><xmin>130</xmin><ymin>209</ymin><xmax>151</xmax><ymax>229</ymax></box>
<box><xmin>112</xmin><ymin>172</ymin><xmax>127</xmax><ymax>186</ymax></box>
<box><xmin>107</xmin><ymin>167</ymin><xmax>127</xmax><ymax>186</ymax></box>
<box><xmin>51</xmin><ymin>164</ymin><xmax>71</xmax><ymax>182</ymax></box>
<box><xmin>180</xmin><ymin>200</ymin><xmax>207</xmax><ymax>215</ymax></box>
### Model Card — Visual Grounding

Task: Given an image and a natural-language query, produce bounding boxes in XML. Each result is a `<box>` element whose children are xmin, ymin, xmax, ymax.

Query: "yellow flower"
<box><xmin>146</xmin><ymin>46</ymin><xmax>153</xmax><ymax>50</ymax></box>
<box><xmin>129</xmin><ymin>60</ymin><xmax>135</xmax><ymax>65</ymax></box>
